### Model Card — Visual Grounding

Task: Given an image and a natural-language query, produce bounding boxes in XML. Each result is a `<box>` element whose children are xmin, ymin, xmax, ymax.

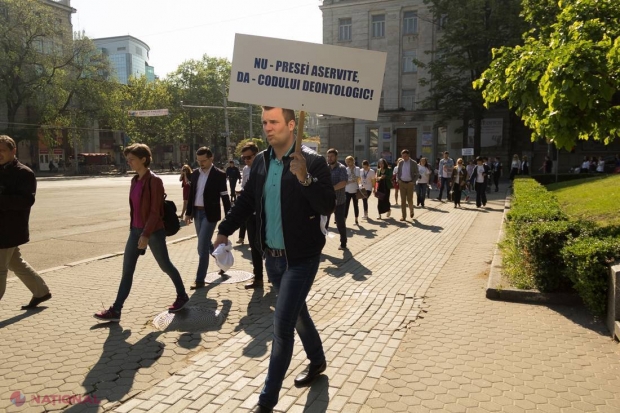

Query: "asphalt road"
<box><xmin>20</xmin><ymin>174</ymin><xmax>202</xmax><ymax>271</ymax></box>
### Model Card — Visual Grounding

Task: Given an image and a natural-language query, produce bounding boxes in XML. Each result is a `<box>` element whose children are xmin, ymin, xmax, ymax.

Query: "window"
<box><xmin>339</xmin><ymin>18</ymin><xmax>352</xmax><ymax>41</ymax></box>
<box><xmin>372</xmin><ymin>15</ymin><xmax>385</xmax><ymax>38</ymax></box>
<box><xmin>403</xmin><ymin>50</ymin><xmax>417</xmax><ymax>73</ymax></box>
<box><xmin>117</xmin><ymin>46</ymin><xmax>126</xmax><ymax>51</ymax></box>
<box><xmin>403</xmin><ymin>11</ymin><xmax>418</xmax><ymax>34</ymax></box>
<box><xmin>401</xmin><ymin>89</ymin><xmax>416</xmax><ymax>111</ymax></box>
<box><xmin>135</xmin><ymin>46</ymin><xmax>143</xmax><ymax>56</ymax></box>
<box><xmin>369</xmin><ymin>128</ymin><xmax>379</xmax><ymax>162</ymax></box>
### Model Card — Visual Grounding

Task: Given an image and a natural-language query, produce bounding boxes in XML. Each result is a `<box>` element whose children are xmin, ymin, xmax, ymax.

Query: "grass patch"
<box><xmin>547</xmin><ymin>174</ymin><xmax>620</xmax><ymax>227</ymax></box>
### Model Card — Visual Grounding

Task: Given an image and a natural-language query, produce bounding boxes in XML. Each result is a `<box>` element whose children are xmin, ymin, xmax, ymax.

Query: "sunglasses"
<box><xmin>241</xmin><ymin>155</ymin><xmax>254</xmax><ymax>160</ymax></box>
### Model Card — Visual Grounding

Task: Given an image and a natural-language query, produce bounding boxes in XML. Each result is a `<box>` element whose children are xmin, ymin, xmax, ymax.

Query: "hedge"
<box><xmin>503</xmin><ymin>177</ymin><xmax>620</xmax><ymax>314</ymax></box>
<box><xmin>562</xmin><ymin>237</ymin><xmax>620</xmax><ymax>316</ymax></box>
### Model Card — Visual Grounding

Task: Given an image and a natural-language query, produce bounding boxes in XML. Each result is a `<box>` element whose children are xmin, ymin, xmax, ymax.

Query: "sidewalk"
<box><xmin>1</xmin><ymin>190</ymin><xmax>619</xmax><ymax>412</ymax></box>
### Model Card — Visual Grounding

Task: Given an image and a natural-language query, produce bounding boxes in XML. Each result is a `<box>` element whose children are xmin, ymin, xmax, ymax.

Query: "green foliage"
<box><xmin>475</xmin><ymin>0</ymin><xmax>620</xmax><ymax>149</ymax></box>
<box><xmin>234</xmin><ymin>138</ymin><xmax>267</xmax><ymax>158</ymax></box>
<box><xmin>562</xmin><ymin>237</ymin><xmax>620</xmax><ymax>316</ymax></box>
<box><xmin>506</xmin><ymin>178</ymin><xmax>566</xmax><ymax>224</ymax></box>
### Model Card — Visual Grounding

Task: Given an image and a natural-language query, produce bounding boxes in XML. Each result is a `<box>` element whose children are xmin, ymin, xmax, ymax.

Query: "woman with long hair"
<box><xmin>179</xmin><ymin>164</ymin><xmax>192</xmax><ymax>218</ymax></box>
<box><xmin>416</xmin><ymin>157</ymin><xmax>431</xmax><ymax>207</ymax></box>
<box><xmin>375</xmin><ymin>158</ymin><xmax>392</xmax><ymax>219</ymax></box>
<box><xmin>451</xmin><ymin>158</ymin><xmax>468</xmax><ymax>208</ymax></box>
<box><xmin>344</xmin><ymin>155</ymin><xmax>361</xmax><ymax>225</ymax></box>
<box><xmin>94</xmin><ymin>144</ymin><xmax>189</xmax><ymax>322</ymax></box>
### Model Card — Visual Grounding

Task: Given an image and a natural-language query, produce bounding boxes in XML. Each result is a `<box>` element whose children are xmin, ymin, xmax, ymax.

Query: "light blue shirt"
<box><xmin>264</xmin><ymin>144</ymin><xmax>295</xmax><ymax>249</ymax></box>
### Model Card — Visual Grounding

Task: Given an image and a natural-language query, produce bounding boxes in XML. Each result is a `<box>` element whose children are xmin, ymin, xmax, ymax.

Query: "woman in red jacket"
<box><xmin>94</xmin><ymin>144</ymin><xmax>189</xmax><ymax>322</ymax></box>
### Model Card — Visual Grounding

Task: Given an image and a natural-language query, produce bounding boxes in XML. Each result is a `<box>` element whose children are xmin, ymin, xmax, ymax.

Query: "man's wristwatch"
<box><xmin>299</xmin><ymin>173</ymin><xmax>313</xmax><ymax>186</ymax></box>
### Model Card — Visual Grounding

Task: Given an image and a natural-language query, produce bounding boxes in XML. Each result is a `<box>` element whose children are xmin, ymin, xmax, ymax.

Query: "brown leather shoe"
<box><xmin>245</xmin><ymin>280</ymin><xmax>264</xmax><ymax>289</ymax></box>
<box><xmin>190</xmin><ymin>281</ymin><xmax>206</xmax><ymax>290</ymax></box>
<box><xmin>294</xmin><ymin>361</ymin><xmax>326</xmax><ymax>386</ymax></box>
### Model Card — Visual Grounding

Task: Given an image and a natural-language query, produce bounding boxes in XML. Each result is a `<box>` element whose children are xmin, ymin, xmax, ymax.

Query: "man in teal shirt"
<box><xmin>215</xmin><ymin>107</ymin><xmax>335</xmax><ymax>412</ymax></box>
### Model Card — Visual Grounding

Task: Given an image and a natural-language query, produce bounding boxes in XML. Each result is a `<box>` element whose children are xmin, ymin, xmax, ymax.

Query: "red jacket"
<box><xmin>128</xmin><ymin>170</ymin><xmax>165</xmax><ymax>238</ymax></box>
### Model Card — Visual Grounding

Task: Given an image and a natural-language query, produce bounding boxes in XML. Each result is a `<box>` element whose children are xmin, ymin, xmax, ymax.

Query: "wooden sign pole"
<box><xmin>295</xmin><ymin>111</ymin><xmax>305</xmax><ymax>153</ymax></box>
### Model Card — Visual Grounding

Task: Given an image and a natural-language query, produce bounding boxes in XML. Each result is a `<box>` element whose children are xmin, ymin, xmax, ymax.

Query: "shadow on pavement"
<box><xmin>62</xmin><ymin>323</ymin><xmax>163</xmax><ymax>412</ymax></box>
<box><xmin>0</xmin><ymin>307</ymin><xmax>44</xmax><ymax>329</ymax></box>
<box><xmin>234</xmin><ymin>288</ymin><xmax>277</xmax><ymax>358</ymax></box>
<box><xmin>322</xmin><ymin>251</ymin><xmax>372</xmax><ymax>281</ymax></box>
<box><xmin>534</xmin><ymin>302</ymin><xmax>610</xmax><ymax>337</ymax></box>
<box><xmin>411</xmin><ymin>220</ymin><xmax>443</xmax><ymax>233</ymax></box>
<box><xmin>303</xmin><ymin>375</ymin><xmax>330</xmax><ymax>412</ymax></box>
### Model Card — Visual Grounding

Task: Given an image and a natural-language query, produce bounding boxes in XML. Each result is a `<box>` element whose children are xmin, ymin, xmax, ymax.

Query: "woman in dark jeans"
<box><xmin>94</xmin><ymin>143</ymin><xmax>189</xmax><ymax>322</ymax></box>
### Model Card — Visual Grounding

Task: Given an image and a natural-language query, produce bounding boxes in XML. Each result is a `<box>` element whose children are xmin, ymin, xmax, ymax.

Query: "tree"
<box><xmin>0</xmin><ymin>0</ymin><xmax>121</xmax><ymax>147</ymax></box>
<box><xmin>234</xmin><ymin>138</ymin><xmax>267</xmax><ymax>157</ymax></box>
<box><xmin>122</xmin><ymin>76</ymin><xmax>183</xmax><ymax>147</ymax></box>
<box><xmin>475</xmin><ymin>0</ymin><xmax>620</xmax><ymax>149</ymax></box>
<box><xmin>0</xmin><ymin>0</ymin><xmax>73</xmax><ymax>134</ymax></box>
<box><xmin>167</xmin><ymin>56</ymin><xmax>262</xmax><ymax>157</ymax></box>
<box><xmin>417</xmin><ymin>0</ymin><xmax>525</xmax><ymax>153</ymax></box>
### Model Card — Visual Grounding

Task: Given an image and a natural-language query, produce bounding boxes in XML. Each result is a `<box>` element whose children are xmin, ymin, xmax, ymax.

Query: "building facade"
<box><xmin>93</xmin><ymin>35</ymin><xmax>155</xmax><ymax>85</ymax></box>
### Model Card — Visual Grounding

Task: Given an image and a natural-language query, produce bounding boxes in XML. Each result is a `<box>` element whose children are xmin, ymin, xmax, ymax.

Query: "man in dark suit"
<box><xmin>184</xmin><ymin>147</ymin><xmax>231</xmax><ymax>289</ymax></box>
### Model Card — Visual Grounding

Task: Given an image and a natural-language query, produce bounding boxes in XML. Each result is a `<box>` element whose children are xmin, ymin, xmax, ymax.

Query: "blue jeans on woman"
<box><xmin>113</xmin><ymin>227</ymin><xmax>186</xmax><ymax>314</ymax></box>
<box><xmin>416</xmin><ymin>183</ymin><xmax>428</xmax><ymax>206</ymax></box>
<box><xmin>194</xmin><ymin>209</ymin><xmax>217</xmax><ymax>282</ymax></box>
<box><xmin>259</xmin><ymin>254</ymin><xmax>324</xmax><ymax>409</ymax></box>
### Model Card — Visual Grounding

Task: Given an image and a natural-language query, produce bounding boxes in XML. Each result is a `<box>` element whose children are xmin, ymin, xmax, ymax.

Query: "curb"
<box><xmin>485</xmin><ymin>188</ymin><xmax>583</xmax><ymax>306</ymax></box>
<box><xmin>37</xmin><ymin>235</ymin><xmax>197</xmax><ymax>275</ymax></box>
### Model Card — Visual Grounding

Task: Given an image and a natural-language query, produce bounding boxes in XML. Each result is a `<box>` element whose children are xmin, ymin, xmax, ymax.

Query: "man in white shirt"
<box><xmin>396</xmin><ymin>149</ymin><xmax>419</xmax><ymax>221</ymax></box>
<box><xmin>437</xmin><ymin>151</ymin><xmax>454</xmax><ymax>202</ymax></box>
<box><xmin>184</xmin><ymin>147</ymin><xmax>231</xmax><ymax>289</ymax></box>
<box><xmin>360</xmin><ymin>160</ymin><xmax>376</xmax><ymax>219</ymax></box>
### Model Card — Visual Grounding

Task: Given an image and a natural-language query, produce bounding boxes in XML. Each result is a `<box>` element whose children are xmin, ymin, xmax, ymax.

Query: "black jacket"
<box><xmin>218</xmin><ymin>144</ymin><xmax>335</xmax><ymax>264</ymax></box>
<box><xmin>0</xmin><ymin>159</ymin><xmax>36</xmax><ymax>248</ymax></box>
<box><xmin>186</xmin><ymin>166</ymin><xmax>231</xmax><ymax>223</ymax></box>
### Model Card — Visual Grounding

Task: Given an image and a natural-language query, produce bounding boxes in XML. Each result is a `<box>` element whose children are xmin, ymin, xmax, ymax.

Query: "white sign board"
<box><xmin>462</xmin><ymin>148</ymin><xmax>474</xmax><ymax>156</ymax></box>
<box><xmin>481</xmin><ymin>118</ymin><xmax>503</xmax><ymax>147</ymax></box>
<box><xmin>128</xmin><ymin>109</ymin><xmax>169</xmax><ymax>117</ymax></box>
<box><xmin>229</xmin><ymin>34</ymin><xmax>387</xmax><ymax>121</ymax></box>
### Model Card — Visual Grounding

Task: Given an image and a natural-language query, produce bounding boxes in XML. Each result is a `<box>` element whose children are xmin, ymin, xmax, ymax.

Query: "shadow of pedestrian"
<box><xmin>235</xmin><ymin>288</ymin><xmax>277</xmax><ymax>358</ymax></box>
<box><xmin>62</xmin><ymin>323</ymin><xmax>163</xmax><ymax>412</ymax></box>
<box><xmin>411</xmin><ymin>220</ymin><xmax>443</xmax><ymax>233</ymax></box>
<box><xmin>0</xmin><ymin>307</ymin><xmax>44</xmax><ymax>329</ymax></box>
<box><xmin>322</xmin><ymin>253</ymin><xmax>372</xmax><ymax>281</ymax></box>
<box><xmin>302</xmin><ymin>375</ymin><xmax>330</xmax><ymax>412</ymax></box>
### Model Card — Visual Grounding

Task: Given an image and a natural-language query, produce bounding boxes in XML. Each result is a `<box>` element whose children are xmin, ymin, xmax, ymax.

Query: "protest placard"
<box><xmin>228</xmin><ymin>34</ymin><xmax>387</xmax><ymax>122</ymax></box>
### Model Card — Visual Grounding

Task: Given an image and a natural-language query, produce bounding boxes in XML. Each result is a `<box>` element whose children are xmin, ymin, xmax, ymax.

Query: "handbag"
<box><xmin>355</xmin><ymin>188</ymin><xmax>367</xmax><ymax>200</ymax></box>
<box><xmin>374</xmin><ymin>190</ymin><xmax>386</xmax><ymax>200</ymax></box>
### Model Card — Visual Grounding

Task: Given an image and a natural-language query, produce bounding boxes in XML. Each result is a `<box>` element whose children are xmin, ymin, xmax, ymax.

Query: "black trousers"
<box><xmin>246</xmin><ymin>215</ymin><xmax>263</xmax><ymax>281</ymax></box>
<box><xmin>475</xmin><ymin>182</ymin><xmax>487</xmax><ymax>207</ymax></box>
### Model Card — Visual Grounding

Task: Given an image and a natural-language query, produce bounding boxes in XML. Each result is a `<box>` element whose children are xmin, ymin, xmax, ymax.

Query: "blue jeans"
<box><xmin>438</xmin><ymin>177</ymin><xmax>452</xmax><ymax>201</ymax></box>
<box><xmin>113</xmin><ymin>227</ymin><xmax>186</xmax><ymax>313</ymax></box>
<box><xmin>259</xmin><ymin>254</ymin><xmax>324</xmax><ymax>408</ymax></box>
<box><xmin>194</xmin><ymin>209</ymin><xmax>217</xmax><ymax>282</ymax></box>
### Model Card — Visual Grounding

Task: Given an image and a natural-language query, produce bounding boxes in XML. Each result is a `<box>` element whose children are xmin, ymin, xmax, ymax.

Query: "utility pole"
<box><xmin>221</xmin><ymin>84</ymin><xmax>231</xmax><ymax>160</ymax></box>
<box><xmin>249</xmin><ymin>105</ymin><xmax>253</xmax><ymax>140</ymax></box>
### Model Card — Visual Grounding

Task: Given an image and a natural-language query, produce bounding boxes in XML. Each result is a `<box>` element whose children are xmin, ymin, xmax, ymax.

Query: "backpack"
<box><xmin>162</xmin><ymin>194</ymin><xmax>180</xmax><ymax>236</ymax></box>
<box><xmin>148</xmin><ymin>175</ymin><xmax>180</xmax><ymax>237</ymax></box>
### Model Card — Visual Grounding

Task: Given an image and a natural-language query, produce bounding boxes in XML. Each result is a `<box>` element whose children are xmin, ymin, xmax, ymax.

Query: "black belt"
<box><xmin>194</xmin><ymin>206</ymin><xmax>204</xmax><ymax>210</ymax></box>
<box><xmin>265</xmin><ymin>247</ymin><xmax>286</xmax><ymax>257</ymax></box>
<box><xmin>399</xmin><ymin>180</ymin><xmax>412</xmax><ymax>183</ymax></box>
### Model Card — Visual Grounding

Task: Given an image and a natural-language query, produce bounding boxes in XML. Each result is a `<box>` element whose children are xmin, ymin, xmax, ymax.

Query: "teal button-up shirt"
<box><xmin>264</xmin><ymin>143</ymin><xmax>295</xmax><ymax>249</ymax></box>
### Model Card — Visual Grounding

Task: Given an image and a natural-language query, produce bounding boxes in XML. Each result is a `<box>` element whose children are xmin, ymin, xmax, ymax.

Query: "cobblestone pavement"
<box><xmin>1</xmin><ymin>190</ymin><xmax>619</xmax><ymax>413</ymax></box>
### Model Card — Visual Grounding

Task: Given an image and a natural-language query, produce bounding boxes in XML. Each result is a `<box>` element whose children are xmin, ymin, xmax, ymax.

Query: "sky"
<box><xmin>70</xmin><ymin>0</ymin><xmax>324</xmax><ymax>79</ymax></box>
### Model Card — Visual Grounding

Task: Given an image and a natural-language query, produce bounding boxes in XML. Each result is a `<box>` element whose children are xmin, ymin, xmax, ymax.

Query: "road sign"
<box><xmin>462</xmin><ymin>148</ymin><xmax>474</xmax><ymax>156</ymax></box>
<box><xmin>229</xmin><ymin>34</ymin><xmax>387</xmax><ymax>121</ymax></box>
<box><xmin>128</xmin><ymin>109</ymin><xmax>169</xmax><ymax>117</ymax></box>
